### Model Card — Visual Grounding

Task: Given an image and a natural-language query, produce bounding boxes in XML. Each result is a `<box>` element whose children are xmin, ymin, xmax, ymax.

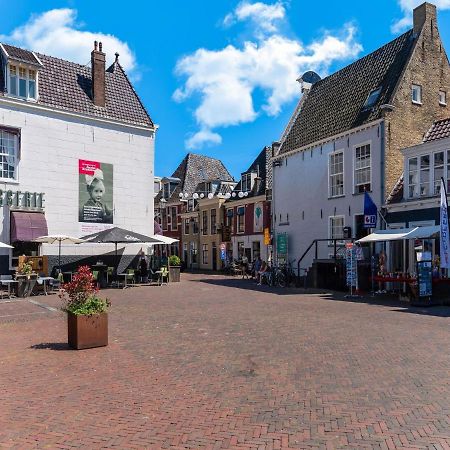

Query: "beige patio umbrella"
<box><xmin>34</xmin><ymin>235</ymin><xmax>85</xmax><ymax>271</ymax></box>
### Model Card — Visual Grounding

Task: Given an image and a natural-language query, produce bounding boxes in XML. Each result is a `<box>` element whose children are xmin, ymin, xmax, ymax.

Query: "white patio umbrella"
<box><xmin>0</xmin><ymin>242</ymin><xmax>14</xmax><ymax>249</ymax></box>
<box><xmin>34</xmin><ymin>235</ymin><xmax>85</xmax><ymax>270</ymax></box>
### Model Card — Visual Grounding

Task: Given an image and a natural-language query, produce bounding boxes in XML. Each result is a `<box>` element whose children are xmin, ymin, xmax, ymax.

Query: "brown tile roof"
<box><xmin>423</xmin><ymin>118</ymin><xmax>450</xmax><ymax>142</ymax></box>
<box><xmin>279</xmin><ymin>30</ymin><xmax>415</xmax><ymax>155</ymax></box>
<box><xmin>0</xmin><ymin>43</ymin><xmax>153</xmax><ymax>128</ymax></box>
<box><xmin>386</xmin><ymin>174</ymin><xmax>404</xmax><ymax>204</ymax></box>
<box><xmin>1</xmin><ymin>43</ymin><xmax>41</xmax><ymax>66</ymax></box>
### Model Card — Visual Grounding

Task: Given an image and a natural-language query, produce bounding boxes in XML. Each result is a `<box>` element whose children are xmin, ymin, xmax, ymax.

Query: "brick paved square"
<box><xmin>0</xmin><ymin>273</ymin><xmax>449</xmax><ymax>449</ymax></box>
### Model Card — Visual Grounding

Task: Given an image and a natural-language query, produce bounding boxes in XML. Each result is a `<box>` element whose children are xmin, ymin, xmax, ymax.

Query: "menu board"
<box><xmin>416</xmin><ymin>260</ymin><xmax>432</xmax><ymax>298</ymax></box>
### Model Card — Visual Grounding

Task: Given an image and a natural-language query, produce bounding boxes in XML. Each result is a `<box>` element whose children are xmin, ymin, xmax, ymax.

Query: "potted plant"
<box><xmin>168</xmin><ymin>255</ymin><xmax>181</xmax><ymax>282</ymax></box>
<box><xmin>60</xmin><ymin>265</ymin><xmax>110</xmax><ymax>350</ymax></box>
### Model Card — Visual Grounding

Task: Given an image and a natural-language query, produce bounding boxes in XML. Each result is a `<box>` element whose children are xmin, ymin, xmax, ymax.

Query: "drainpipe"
<box><xmin>380</xmin><ymin>121</ymin><xmax>386</xmax><ymax>231</ymax></box>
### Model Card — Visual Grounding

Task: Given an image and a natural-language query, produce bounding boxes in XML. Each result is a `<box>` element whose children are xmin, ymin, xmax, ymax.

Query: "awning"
<box><xmin>148</xmin><ymin>235</ymin><xmax>179</xmax><ymax>245</ymax></box>
<box><xmin>357</xmin><ymin>225</ymin><xmax>440</xmax><ymax>243</ymax></box>
<box><xmin>11</xmin><ymin>211</ymin><xmax>48</xmax><ymax>242</ymax></box>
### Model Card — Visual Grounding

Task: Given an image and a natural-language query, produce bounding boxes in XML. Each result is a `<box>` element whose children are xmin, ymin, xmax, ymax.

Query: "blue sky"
<box><xmin>2</xmin><ymin>1</ymin><xmax>450</xmax><ymax>179</ymax></box>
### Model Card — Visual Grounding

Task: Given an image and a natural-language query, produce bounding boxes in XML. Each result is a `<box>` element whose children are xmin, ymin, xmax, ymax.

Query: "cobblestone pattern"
<box><xmin>0</xmin><ymin>274</ymin><xmax>449</xmax><ymax>449</ymax></box>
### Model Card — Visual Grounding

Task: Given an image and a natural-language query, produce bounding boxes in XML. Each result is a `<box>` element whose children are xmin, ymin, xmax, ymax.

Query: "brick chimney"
<box><xmin>413</xmin><ymin>2</ymin><xmax>437</xmax><ymax>35</ymax></box>
<box><xmin>91</xmin><ymin>41</ymin><xmax>106</xmax><ymax>107</ymax></box>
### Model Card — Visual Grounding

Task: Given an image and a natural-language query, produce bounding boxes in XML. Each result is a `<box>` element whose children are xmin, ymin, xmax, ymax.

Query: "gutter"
<box><xmin>0</xmin><ymin>96</ymin><xmax>156</xmax><ymax>134</ymax></box>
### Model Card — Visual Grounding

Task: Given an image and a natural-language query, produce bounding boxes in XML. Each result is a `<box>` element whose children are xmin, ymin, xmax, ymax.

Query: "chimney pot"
<box><xmin>94</xmin><ymin>40</ymin><xmax>98</xmax><ymax>51</ymax></box>
<box><xmin>99</xmin><ymin>42</ymin><xmax>102</xmax><ymax>52</ymax></box>
<box><xmin>115</xmin><ymin>52</ymin><xmax>120</xmax><ymax>62</ymax></box>
<box><xmin>413</xmin><ymin>2</ymin><xmax>437</xmax><ymax>35</ymax></box>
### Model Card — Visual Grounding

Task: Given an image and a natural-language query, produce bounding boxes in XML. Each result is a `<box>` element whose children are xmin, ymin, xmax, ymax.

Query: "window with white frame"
<box><xmin>0</xmin><ymin>129</ymin><xmax>18</xmax><ymax>180</ymax></box>
<box><xmin>184</xmin><ymin>218</ymin><xmax>190</xmax><ymax>235</ymax></box>
<box><xmin>433</xmin><ymin>152</ymin><xmax>444</xmax><ymax>195</ymax></box>
<box><xmin>329</xmin><ymin>151</ymin><xmax>344</xmax><ymax>197</ymax></box>
<box><xmin>202</xmin><ymin>244</ymin><xmax>208</xmax><ymax>265</ymax></box>
<box><xmin>237</xmin><ymin>208</ymin><xmax>245</xmax><ymax>233</ymax></box>
<box><xmin>329</xmin><ymin>216</ymin><xmax>344</xmax><ymax>245</ymax></box>
<box><xmin>412</xmin><ymin>84</ymin><xmax>422</xmax><ymax>104</ymax></box>
<box><xmin>408</xmin><ymin>157</ymin><xmax>419</xmax><ymax>198</ymax></box>
<box><xmin>8</xmin><ymin>65</ymin><xmax>37</xmax><ymax>100</ymax></box>
<box><xmin>408</xmin><ymin>151</ymin><xmax>450</xmax><ymax>198</ymax></box>
<box><xmin>354</xmin><ymin>144</ymin><xmax>371</xmax><ymax>193</ymax></box>
<box><xmin>439</xmin><ymin>90</ymin><xmax>447</xmax><ymax>106</ymax></box>
<box><xmin>171</xmin><ymin>206</ymin><xmax>177</xmax><ymax>231</ymax></box>
<box><xmin>191</xmin><ymin>241</ymin><xmax>198</xmax><ymax>264</ymax></box>
<box><xmin>241</xmin><ymin>173</ymin><xmax>255</xmax><ymax>192</ymax></box>
<box><xmin>419</xmin><ymin>154</ymin><xmax>430</xmax><ymax>196</ymax></box>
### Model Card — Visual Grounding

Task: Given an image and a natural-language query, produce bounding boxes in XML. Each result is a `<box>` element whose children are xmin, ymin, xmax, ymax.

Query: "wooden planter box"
<box><xmin>169</xmin><ymin>266</ymin><xmax>181</xmax><ymax>282</ymax></box>
<box><xmin>67</xmin><ymin>312</ymin><xmax>108</xmax><ymax>350</ymax></box>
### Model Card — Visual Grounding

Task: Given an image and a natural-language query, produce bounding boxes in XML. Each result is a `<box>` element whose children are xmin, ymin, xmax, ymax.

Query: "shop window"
<box><xmin>0</xmin><ymin>129</ymin><xmax>18</xmax><ymax>180</ymax></box>
<box><xmin>329</xmin><ymin>151</ymin><xmax>344</xmax><ymax>197</ymax></box>
<box><xmin>210</xmin><ymin>208</ymin><xmax>217</xmax><ymax>234</ymax></box>
<box><xmin>412</xmin><ymin>84</ymin><xmax>422</xmax><ymax>104</ymax></box>
<box><xmin>354</xmin><ymin>144</ymin><xmax>371</xmax><ymax>193</ymax></box>
<box><xmin>202</xmin><ymin>210</ymin><xmax>208</xmax><ymax>235</ymax></box>
<box><xmin>202</xmin><ymin>244</ymin><xmax>208</xmax><ymax>265</ymax></box>
<box><xmin>252</xmin><ymin>241</ymin><xmax>261</xmax><ymax>260</ymax></box>
<box><xmin>329</xmin><ymin>216</ymin><xmax>344</xmax><ymax>245</ymax></box>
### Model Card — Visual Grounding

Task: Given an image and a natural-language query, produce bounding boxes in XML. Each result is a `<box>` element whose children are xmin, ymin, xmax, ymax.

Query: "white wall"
<box><xmin>273</xmin><ymin>122</ymin><xmax>383</xmax><ymax>270</ymax></box>
<box><xmin>0</xmin><ymin>101</ymin><xmax>155</xmax><ymax>260</ymax></box>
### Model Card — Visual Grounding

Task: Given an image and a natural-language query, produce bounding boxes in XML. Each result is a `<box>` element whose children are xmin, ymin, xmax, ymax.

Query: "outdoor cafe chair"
<box><xmin>126</xmin><ymin>269</ymin><xmax>135</xmax><ymax>286</ymax></box>
<box><xmin>159</xmin><ymin>267</ymin><xmax>169</xmax><ymax>286</ymax></box>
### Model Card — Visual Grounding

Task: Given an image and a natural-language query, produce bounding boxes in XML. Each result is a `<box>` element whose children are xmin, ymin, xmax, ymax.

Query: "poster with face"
<box><xmin>79</xmin><ymin>159</ymin><xmax>113</xmax><ymax>228</ymax></box>
<box><xmin>254</xmin><ymin>202</ymin><xmax>263</xmax><ymax>233</ymax></box>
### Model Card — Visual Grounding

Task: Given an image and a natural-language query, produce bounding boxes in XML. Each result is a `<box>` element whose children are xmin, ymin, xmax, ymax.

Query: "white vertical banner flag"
<box><xmin>440</xmin><ymin>178</ymin><xmax>450</xmax><ymax>269</ymax></box>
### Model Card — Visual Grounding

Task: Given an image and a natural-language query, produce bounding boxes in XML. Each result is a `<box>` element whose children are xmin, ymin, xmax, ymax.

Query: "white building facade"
<box><xmin>0</xmin><ymin>41</ymin><xmax>155</xmax><ymax>273</ymax></box>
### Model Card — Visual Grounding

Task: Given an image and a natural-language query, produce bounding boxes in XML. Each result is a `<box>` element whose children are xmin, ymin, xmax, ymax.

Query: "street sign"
<box><xmin>276</xmin><ymin>233</ymin><xmax>288</xmax><ymax>263</ymax></box>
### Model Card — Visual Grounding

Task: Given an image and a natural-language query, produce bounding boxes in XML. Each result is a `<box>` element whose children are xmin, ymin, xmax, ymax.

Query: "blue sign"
<box><xmin>363</xmin><ymin>192</ymin><xmax>377</xmax><ymax>228</ymax></box>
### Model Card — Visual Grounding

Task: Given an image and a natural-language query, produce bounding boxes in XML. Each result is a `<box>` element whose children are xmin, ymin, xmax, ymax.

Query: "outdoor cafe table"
<box><xmin>1</xmin><ymin>279</ymin><xmax>18</xmax><ymax>299</ymax></box>
<box><xmin>117</xmin><ymin>273</ymin><xmax>131</xmax><ymax>289</ymax></box>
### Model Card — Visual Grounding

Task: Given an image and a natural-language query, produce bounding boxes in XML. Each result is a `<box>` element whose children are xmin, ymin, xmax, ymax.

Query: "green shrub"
<box><xmin>168</xmin><ymin>255</ymin><xmax>181</xmax><ymax>266</ymax></box>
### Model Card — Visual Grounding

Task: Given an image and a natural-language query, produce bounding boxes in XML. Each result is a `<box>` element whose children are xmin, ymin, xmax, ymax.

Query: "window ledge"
<box><xmin>353</xmin><ymin>190</ymin><xmax>372</xmax><ymax>196</ymax></box>
<box><xmin>328</xmin><ymin>194</ymin><xmax>345</xmax><ymax>200</ymax></box>
<box><xmin>0</xmin><ymin>179</ymin><xmax>19</xmax><ymax>185</ymax></box>
<box><xmin>439</xmin><ymin>102</ymin><xmax>447</xmax><ymax>107</ymax></box>
<box><xmin>412</xmin><ymin>100</ymin><xmax>422</xmax><ymax>106</ymax></box>
<box><xmin>278</xmin><ymin>222</ymin><xmax>290</xmax><ymax>226</ymax></box>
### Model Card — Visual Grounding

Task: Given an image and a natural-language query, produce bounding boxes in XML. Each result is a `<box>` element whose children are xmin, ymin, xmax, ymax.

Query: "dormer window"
<box><xmin>364</xmin><ymin>87</ymin><xmax>381</xmax><ymax>108</ymax></box>
<box><xmin>8</xmin><ymin>64</ymin><xmax>38</xmax><ymax>100</ymax></box>
<box><xmin>241</xmin><ymin>173</ymin><xmax>256</xmax><ymax>192</ymax></box>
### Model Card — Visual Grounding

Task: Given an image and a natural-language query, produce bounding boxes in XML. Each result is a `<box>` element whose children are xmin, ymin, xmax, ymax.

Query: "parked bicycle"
<box><xmin>269</xmin><ymin>265</ymin><xmax>286</xmax><ymax>288</ymax></box>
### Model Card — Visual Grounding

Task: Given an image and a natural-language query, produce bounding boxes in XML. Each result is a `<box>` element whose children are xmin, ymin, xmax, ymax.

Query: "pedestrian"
<box><xmin>138</xmin><ymin>250</ymin><xmax>148</xmax><ymax>283</ymax></box>
<box><xmin>257</xmin><ymin>260</ymin><xmax>269</xmax><ymax>286</ymax></box>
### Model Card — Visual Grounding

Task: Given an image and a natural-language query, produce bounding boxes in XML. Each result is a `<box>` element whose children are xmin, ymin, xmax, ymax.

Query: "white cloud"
<box><xmin>224</xmin><ymin>1</ymin><xmax>286</xmax><ymax>33</ymax></box>
<box><xmin>392</xmin><ymin>0</ymin><xmax>450</xmax><ymax>33</ymax></box>
<box><xmin>186</xmin><ymin>129</ymin><xmax>222</xmax><ymax>149</ymax></box>
<box><xmin>0</xmin><ymin>9</ymin><xmax>137</xmax><ymax>73</ymax></box>
<box><xmin>174</xmin><ymin>6</ymin><xmax>362</xmax><ymax>149</ymax></box>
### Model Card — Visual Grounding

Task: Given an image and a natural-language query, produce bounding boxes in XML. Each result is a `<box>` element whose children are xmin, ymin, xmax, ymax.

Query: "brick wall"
<box><xmin>384</xmin><ymin>4</ymin><xmax>450</xmax><ymax>199</ymax></box>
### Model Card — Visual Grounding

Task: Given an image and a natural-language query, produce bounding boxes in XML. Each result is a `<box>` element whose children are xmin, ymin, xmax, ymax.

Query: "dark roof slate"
<box><xmin>1</xmin><ymin>43</ymin><xmax>41</xmax><ymax>65</ymax></box>
<box><xmin>280</xmin><ymin>30</ymin><xmax>415</xmax><ymax>154</ymax></box>
<box><xmin>155</xmin><ymin>153</ymin><xmax>234</xmax><ymax>203</ymax></box>
<box><xmin>228</xmin><ymin>146</ymin><xmax>272</xmax><ymax>202</ymax></box>
<box><xmin>423</xmin><ymin>118</ymin><xmax>450</xmax><ymax>142</ymax></box>
<box><xmin>0</xmin><ymin>43</ymin><xmax>153</xmax><ymax>128</ymax></box>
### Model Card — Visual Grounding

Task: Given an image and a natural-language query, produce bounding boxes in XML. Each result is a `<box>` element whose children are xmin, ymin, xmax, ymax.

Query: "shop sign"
<box><xmin>264</xmin><ymin>227</ymin><xmax>270</xmax><ymax>245</ymax></box>
<box><xmin>277</xmin><ymin>233</ymin><xmax>288</xmax><ymax>263</ymax></box>
<box><xmin>0</xmin><ymin>190</ymin><xmax>45</xmax><ymax>210</ymax></box>
<box><xmin>254</xmin><ymin>202</ymin><xmax>263</xmax><ymax>232</ymax></box>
